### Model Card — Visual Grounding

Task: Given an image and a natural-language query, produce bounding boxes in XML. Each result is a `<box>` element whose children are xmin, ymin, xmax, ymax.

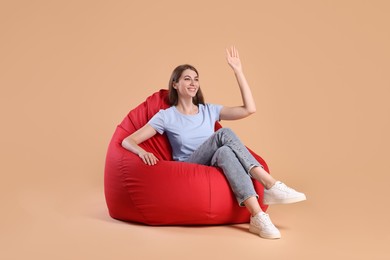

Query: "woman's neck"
<box><xmin>176</xmin><ymin>99</ymin><xmax>198</xmax><ymax>115</ymax></box>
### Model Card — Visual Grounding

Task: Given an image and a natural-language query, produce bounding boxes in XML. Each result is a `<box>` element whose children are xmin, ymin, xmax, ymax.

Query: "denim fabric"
<box><xmin>185</xmin><ymin>128</ymin><xmax>262</xmax><ymax>206</ymax></box>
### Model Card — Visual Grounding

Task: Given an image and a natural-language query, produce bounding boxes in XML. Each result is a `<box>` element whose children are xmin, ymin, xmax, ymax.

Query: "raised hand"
<box><xmin>226</xmin><ymin>46</ymin><xmax>243</xmax><ymax>72</ymax></box>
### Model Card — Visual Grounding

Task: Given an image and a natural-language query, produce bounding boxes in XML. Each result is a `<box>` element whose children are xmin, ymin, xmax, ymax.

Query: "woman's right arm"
<box><xmin>121</xmin><ymin>124</ymin><xmax>159</xmax><ymax>165</ymax></box>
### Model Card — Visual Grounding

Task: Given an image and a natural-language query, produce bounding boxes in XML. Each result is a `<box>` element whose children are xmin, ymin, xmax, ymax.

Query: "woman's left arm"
<box><xmin>220</xmin><ymin>46</ymin><xmax>257</xmax><ymax>121</ymax></box>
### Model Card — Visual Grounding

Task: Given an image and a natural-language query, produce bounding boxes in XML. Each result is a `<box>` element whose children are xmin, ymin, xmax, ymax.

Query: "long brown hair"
<box><xmin>168</xmin><ymin>64</ymin><xmax>205</xmax><ymax>106</ymax></box>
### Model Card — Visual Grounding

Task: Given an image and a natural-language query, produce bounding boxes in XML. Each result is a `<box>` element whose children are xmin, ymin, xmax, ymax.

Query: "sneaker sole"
<box><xmin>263</xmin><ymin>194</ymin><xmax>307</xmax><ymax>205</ymax></box>
<box><xmin>249</xmin><ymin>226</ymin><xmax>281</xmax><ymax>239</ymax></box>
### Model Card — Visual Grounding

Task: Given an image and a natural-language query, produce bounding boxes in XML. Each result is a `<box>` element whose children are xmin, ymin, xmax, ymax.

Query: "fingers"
<box><xmin>225</xmin><ymin>48</ymin><xmax>230</xmax><ymax>58</ymax></box>
<box><xmin>231</xmin><ymin>46</ymin><xmax>239</xmax><ymax>58</ymax></box>
<box><xmin>226</xmin><ymin>46</ymin><xmax>239</xmax><ymax>58</ymax></box>
<box><xmin>140</xmin><ymin>152</ymin><xmax>159</xmax><ymax>165</ymax></box>
<box><xmin>226</xmin><ymin>46</ymin><xmax>242</xmax><ymax>71</ymax></box>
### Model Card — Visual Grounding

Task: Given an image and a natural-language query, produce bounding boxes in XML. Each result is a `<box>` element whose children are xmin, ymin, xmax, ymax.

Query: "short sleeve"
<box><xmin>148</xmin><ymin>110</ymin><xmax>165</xmax><ymax>134</ymax></box>
<box><xmin>207</xmin><ymin>103</ymin><xmax>223</xmax><ymax>121</ymax></box>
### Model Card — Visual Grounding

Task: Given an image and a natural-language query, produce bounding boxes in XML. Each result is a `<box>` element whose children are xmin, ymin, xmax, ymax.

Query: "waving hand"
<box><xmin>226</xmin><ymin>46</ymin><xmax>243</xmax><ymax>72</ymax></box>
<box><xmin>220</xmin><ymin>46</ymin><xmax>256</xmax><ymax>121</ymax></box>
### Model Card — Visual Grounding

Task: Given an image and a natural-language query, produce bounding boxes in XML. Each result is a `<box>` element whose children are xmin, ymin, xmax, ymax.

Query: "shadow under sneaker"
<box><xmin>249</xmin><ymin>212</ymin><xmax>281</xmax><ymax>239</ymax></box>
<box><xmin>263</xmin><ymin>181</ymin><xmax>306</xmax><ymax>205</ymax></box>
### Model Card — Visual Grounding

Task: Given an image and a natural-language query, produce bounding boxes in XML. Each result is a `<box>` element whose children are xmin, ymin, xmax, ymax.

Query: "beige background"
<box><xmin>1</xmin><ymin>0</ymin><xmax>389</xmax><ymax>259</ymax></box>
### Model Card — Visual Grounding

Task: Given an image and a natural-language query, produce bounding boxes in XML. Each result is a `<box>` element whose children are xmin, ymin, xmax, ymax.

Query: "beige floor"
<box><xmin>1</xmin><ymin>1</ymin><xmax>390</xmax><ymax>259</ymax></box>
<box><xmin>2</xmin><ymin>161</ymin><xmax>389</xmax><ymax>259</ymax></box>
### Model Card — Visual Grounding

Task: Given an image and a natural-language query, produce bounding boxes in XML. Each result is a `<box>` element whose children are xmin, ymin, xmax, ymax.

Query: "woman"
<box><xmin>122</xmin><ymin>46</ymin><xmax>306</xmax><ymax>239</ymax></box>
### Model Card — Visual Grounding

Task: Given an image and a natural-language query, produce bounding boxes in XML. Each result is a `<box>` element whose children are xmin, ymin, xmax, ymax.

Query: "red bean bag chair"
<box><xmin>104</xmin><ymin>89</ymin><xmax>270</xmax><ymax>225</ymax></box>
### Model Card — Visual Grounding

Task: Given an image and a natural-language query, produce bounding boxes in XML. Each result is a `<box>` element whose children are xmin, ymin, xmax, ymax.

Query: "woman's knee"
<box><xmin>211</xmin><ymin>146</ymin><xmax>234</xmax><ymax>165</ymax></box>
<box><xmin>217</xmin><ymin>146</ymin><xmax>233</xmax><ymax>155</ymax></box>
<box><xmin>216</xmin><ymin>127</ymin><xmax>236</xmax><ymax>138</ymax></box>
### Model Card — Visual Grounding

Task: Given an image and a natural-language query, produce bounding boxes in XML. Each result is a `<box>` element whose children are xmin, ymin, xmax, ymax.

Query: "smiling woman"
<box><xmin>118</xmin><ymin>46</ymin><xmax>306</xmax><ymax>239</ymax></box>
<box><xmin>167</xmin><ymin>64</ymin><xmax>204</xmax><ymax>110</ymax></box>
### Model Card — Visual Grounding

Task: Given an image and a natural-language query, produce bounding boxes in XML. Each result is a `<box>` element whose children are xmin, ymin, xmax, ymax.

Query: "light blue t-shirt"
<box><xmin>148</xmin><ymin>104</ymin><xmax>223</xmax><ymax>161</ymax></box>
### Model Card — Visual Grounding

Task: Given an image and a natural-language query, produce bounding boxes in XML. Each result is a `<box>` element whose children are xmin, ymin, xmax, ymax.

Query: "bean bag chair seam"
<box><xmin>207</xmin><ymin>170</ymin><xmax>212</xmax><ymax>220</ymax></box>
<box><xmin>117</xmin><ymin>148</ymin><xmax>150</xmax><ymax>224</ymax></box>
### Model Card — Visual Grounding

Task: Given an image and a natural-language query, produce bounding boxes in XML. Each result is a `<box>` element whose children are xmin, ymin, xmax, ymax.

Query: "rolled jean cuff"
<box><xmin>248</xmin><ymin>164</ymin><xmax>264</xmax><ymax>177</ymax></box>
<box><xmin>238</xmin><ymin>193</ymin><xmax>259</xmax><ymax>207</ymax></box>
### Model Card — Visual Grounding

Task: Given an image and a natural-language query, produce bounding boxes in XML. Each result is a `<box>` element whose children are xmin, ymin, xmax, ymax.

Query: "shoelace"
<box><xmin>276</xmin><ymin>182</ymin><xmax>295</xmax><ymax>192</ymax></box>
<box><xmin>259</xmin><ymin>214</ymin><xmax>273</xmax><ymax>226</ymax></box>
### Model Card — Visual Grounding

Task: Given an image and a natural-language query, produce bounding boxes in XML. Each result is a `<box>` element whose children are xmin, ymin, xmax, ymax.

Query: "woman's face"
<box><xmin>174</xmin><ymin>69</ymin><xmax>199</xmax><ymax>99</ymax></box>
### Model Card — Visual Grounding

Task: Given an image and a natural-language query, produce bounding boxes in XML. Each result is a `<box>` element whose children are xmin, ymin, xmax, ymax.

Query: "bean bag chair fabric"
<box><xmin>104</xmin><ymin>89</ymin><xmax>269</xmax><ymax>225</ymax></box>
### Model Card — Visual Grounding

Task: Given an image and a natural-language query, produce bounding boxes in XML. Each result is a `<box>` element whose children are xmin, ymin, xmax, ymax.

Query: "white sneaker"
<box><xmin>249</xmin><ymin>212</ymin><xmax>281</xmax><ymax>239</ymax></box>
<box><xmin>264</xmin><ymin>181</ymin><xmax>306</xmax><ymax>205</ymax></box>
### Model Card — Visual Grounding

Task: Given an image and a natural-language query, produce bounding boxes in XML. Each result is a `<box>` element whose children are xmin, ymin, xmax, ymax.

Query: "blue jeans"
<box><xmin>185</xmin><ymin>128</ymin><xmax>262</xmax><ymax>206</ymax></box>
